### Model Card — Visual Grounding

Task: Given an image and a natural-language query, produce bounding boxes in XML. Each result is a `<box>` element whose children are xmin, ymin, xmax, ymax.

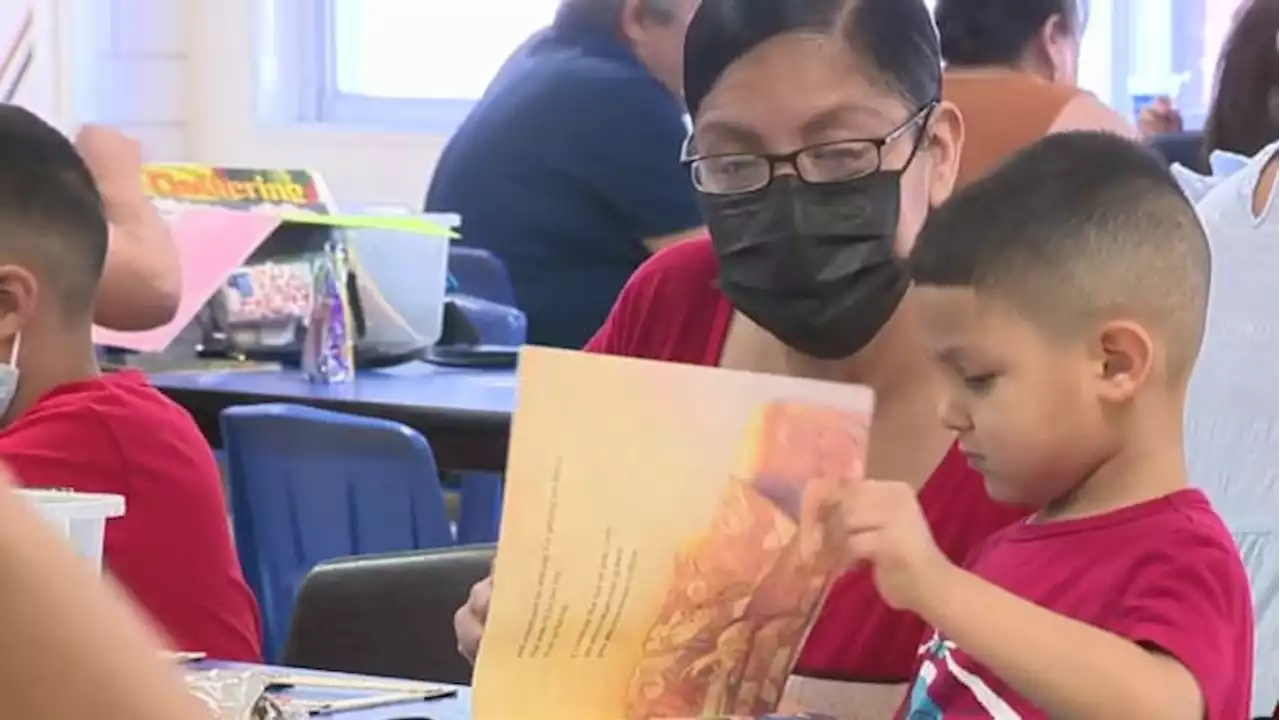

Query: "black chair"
<box><xmin>282</xmin><ymin>544</ymin><xmax>495</xmax><ymax>685</ymax></box>
<box><xmin>1149</xmin><ymin>131</ymin><xmax>1209</xmax><ymax>174</ymax></box>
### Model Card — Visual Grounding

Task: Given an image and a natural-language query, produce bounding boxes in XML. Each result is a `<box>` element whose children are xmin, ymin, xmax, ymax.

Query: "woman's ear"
<box><xmin>925</xmin><ymin>101</ymin><xmax>964</xmax><ymax>209</ymax></box>
<box><xmin>1040</xmin><ymin>13</ymin><xmax>1080</xmax><ymax>84</ymax></box>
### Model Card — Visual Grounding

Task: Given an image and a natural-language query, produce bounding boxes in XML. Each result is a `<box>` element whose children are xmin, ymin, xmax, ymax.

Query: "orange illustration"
<box><xmin>625</xmin><ymin>401</ymin><xmax>870</xmax><ymax>719</ymax></box>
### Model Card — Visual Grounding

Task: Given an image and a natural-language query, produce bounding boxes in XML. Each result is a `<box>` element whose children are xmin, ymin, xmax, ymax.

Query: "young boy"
<box><xmin>0</xmin><ymin>106</ymin><xmax>262</xmax><ymax>661</ymax></box>
<box><xmin>837</xmin><ymin>132</ymin><xmax>1253</xmax><ymax>718</ymax></box>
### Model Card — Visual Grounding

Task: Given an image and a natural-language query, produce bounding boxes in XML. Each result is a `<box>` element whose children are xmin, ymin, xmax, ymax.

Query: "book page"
<box><xmin>473</xmin><ymin>347</ymin><xmax>873</xmax><ymax>719</ymax></box>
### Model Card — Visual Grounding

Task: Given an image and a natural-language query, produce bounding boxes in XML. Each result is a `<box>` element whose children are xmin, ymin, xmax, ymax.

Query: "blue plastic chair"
<box><xmin>1150</xmin><ymin>131</ymin><xmax>1208</xmax><ymax>173</ymax></box>
<box><xmin>220</xmin><ymin>403</ymin><xmax>455</xmax><ymax>661</ymax></box>
<box><xmin>445</xmin><ymin>294</ymin><xmax>528</xmax><ymax>347</ymax></box>
<box><xmin>447</xmin><ymin>246</ymin><xmax>516</xmax><ymax>306</ymax></box>
<box><xmin>456</xmin><ymin>472</ymin><xmax>504</xmax><ymax>545</ymax></box>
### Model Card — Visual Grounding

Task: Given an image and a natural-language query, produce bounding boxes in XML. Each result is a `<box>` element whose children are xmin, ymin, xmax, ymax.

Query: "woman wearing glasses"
<box><xmin>456</xmin><ymin>0</ymin><xmax>1027</xmax><ymax>716</ymax></box>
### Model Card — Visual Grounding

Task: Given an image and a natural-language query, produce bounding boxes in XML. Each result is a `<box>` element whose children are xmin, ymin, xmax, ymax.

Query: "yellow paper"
<box><xmin>278</xmin><ymin>210</ymin><xmax>459</xmax><ymax>239</ymax></box>
<box><xmin>473</xmin><ymin>347</ymin><xmax>874</xmax><ymax>719</ymax></box>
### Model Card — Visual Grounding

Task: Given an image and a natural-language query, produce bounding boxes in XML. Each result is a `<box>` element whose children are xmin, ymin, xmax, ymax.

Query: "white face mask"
<box><xmin>0</xmin><ymin>333</ymin><xmax>23</xmax><ymax>420</ymax></box>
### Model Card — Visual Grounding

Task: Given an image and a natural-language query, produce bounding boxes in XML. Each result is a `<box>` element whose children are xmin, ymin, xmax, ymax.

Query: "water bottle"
<box><xmin>301</xmin><ymin>234</ymin><xmax>355</xmax><ymax>384</ymax></box>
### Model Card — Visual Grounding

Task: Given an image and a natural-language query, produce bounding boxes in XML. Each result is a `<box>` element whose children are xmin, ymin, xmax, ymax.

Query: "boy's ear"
<box><xmin>1091</xmin><ymin>319</ymin><xmax>1154</xmax><ymax>403</ymax></box>
<box><xmin>0</xmin><ymin>266</ymin><xmax>37</xmax><ymax>339</ymax></box>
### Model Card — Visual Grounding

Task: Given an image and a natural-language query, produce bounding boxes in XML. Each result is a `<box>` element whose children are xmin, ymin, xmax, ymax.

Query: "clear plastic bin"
<box><xmin>17</xmin><ymin>489</ymin><xmax>125</xmax><ymax>573</ymax></box>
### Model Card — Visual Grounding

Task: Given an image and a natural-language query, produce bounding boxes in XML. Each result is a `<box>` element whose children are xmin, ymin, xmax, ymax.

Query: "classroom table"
<box><xmin>196</xmin><ymin>661</ymin><xmax>471</xmax><ymax>719</ymax></box>
<box><xmin>151</xmin><ymin>361</ymin><xmax>517</xmax><ymax>472</ymax></box>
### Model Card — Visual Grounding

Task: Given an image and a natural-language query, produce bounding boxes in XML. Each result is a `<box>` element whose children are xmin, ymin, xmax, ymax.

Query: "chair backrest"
<box><xmin>1183</xmin><ymin>146</ymin><xmax>1280</xmax><ymax>716</ymax></box>
<box><xmin>1149</xmin><ymin>131</ymin><xmax>1208</xmax><ymax>173</ymax></box>
<box><xmin>220</xmin><ymin>403</ymin><xmax>455</xmax><ymax>661</ymax></box>
<box><xmin>284</xmin><ymin>545</ymin><xmax>496</xmax><ymax>685</ymax></box>
<box><xmin>442</xmin><ymin>294</ymin><xmax>527</xmax><ymax>347</ymax></box>
<box><xmin>447</xmin><ymin>246</ymin><xmax>516</xmax><ymax>307</ymax></box>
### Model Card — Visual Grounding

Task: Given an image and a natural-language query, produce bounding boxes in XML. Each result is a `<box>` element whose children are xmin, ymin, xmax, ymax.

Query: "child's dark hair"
<box><xmin>0</xmin><ymin>106</ymin><xmax>108</xmax><ymax>317</ymax></box>
<box><xmin>909</xmin><ymin>131</ymin><xmax>1209</xmax><ymax>378</ymax></box>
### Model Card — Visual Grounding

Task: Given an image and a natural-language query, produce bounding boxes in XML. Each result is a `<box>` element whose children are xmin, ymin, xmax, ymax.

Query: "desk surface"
<box><xmin>198</xmin><ymin>661</ymin><xmax>471</xmax><ymax>719</ymax></box>
<box><xmin>151</xmin><ymin>362</ymin><xmax>518</xmax><ymax>421</ymax></box>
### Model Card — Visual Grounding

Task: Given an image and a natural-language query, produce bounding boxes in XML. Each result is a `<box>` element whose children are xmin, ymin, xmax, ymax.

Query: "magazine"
<box><xmin>472</xmin><ymin>347</ymin><xmax>873</xmax><ymax>719</ymax></box>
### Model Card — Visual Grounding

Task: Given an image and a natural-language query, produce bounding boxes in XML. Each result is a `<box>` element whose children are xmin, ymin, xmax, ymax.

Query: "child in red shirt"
<box><xmin>838</xmin><ymin>132</ymin><xmax>1253</xmax><ymax>719</ymax></box>
<box><xmin>0</xmin><ymin>107</ymin><xmax>261</xmax><ymax>661</ymax></box>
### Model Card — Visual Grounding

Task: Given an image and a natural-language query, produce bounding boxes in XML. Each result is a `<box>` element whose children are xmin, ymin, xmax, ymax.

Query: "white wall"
<box><xmin>6</xmin><ymin>0</ymin><xmax>70</xmax><ymax>127</ymax></box>
<box><xmin>75</xmin><ymin>0</ymin><xmax>448</xmax><ymax>207</ymax></box>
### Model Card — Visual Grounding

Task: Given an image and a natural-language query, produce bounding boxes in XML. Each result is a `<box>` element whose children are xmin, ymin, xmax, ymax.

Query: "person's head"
<box><xmin>0</xmin><ymin>106</ymin><xmax>108</xmax><ymax>415</ymax></box>
<box><xmin>681</xmin><ymin>0</ymin><xmax>963</xmax><ymax>361</ymax></box>
<box><xmin>935</xmin><ymin>0</ymin><xmax>1086</xmax><ymax>84</ymax></box>
<box><xmin>1203</xmin><ymin>0</ymin><xmax>1278</xmax><ymax>159</ymax></box>
<box><xmin>908</xmin><ymin>131</ymin><xmax>1208</xmax><ymax>509</ymax></box>
<box><xmin>559</xmin><ymin>0</ymin><xmax>700</xmax><ymax>95</ymax></box>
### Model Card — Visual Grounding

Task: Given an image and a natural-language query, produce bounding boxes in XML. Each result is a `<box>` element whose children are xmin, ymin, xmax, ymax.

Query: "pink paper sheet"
<box><xmin>93</xmin><ymin>208</ymin><xmax>283</xmax><ymax>352</ymax></box>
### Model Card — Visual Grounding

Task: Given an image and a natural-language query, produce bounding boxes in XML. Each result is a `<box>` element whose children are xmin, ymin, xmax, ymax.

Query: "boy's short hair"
<box><xmin>908</xmin><ymin>131</ymin><xmax>1209</xmax><ymax>379</ymax></box>
<box><xmin>0</xmin><ymin>106</ymin><xmax>108</xmax><ymax>317</ymax></box>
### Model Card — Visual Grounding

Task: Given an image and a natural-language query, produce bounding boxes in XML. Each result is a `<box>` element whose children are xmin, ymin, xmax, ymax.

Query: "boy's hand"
<box><xmin>839</xmin><ymin>479</ymin><xmax>954</xmax><ymax>612</ymax></box>
<box><xmin>454</xmin><ymin>572</ymin><xmax>493</xmax><ymax>664</ymax></box>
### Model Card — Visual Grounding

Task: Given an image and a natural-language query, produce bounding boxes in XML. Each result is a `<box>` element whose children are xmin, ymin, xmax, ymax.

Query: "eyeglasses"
<box><xmin>682</xmin><ymin>103</ymin><xmax>937</xmax><ymax>196</ymax></box>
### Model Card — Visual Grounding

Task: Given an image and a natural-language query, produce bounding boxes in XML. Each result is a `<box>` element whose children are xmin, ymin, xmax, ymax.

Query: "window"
<box><xmin>270</xmin><ymin>0</ymin><xmax>1247</xmax><ymax>132</ymax></box>
<box><xmin>330</xmin><ymin>0</ymin><xmax>560</xmax><ymax>100</ymax></box>
<box><xmin>272</xmin><ymin>0</ymin><xmax>559</xmax><ymax>131</ymax></box>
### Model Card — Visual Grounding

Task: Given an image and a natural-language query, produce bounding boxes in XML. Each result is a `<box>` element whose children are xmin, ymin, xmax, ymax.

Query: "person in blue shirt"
<box><xmin>425</xmin><ymin>0</ymin><xmax>705</xmax><ymax>349</ymax></box>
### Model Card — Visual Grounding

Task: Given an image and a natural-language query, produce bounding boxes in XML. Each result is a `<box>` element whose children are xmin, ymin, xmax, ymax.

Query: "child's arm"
<box><xmin>75</xmin><ymin>126</ymin><xmax>182</xmax><ymax>331</ymax></box>
<box><xmin>839</xmin><ymin>480</ymin><xmax>1236</xmax><ymax>720</ymax></box>
<box><xmin>99</xmin><ymin>201</ymin><xmax>182</xmax><ymax>329</ymax></box>
<box><xmin>920</xmin><ymin>564</ymin><xmax>1202</xmax><ymax>719</ymax></box>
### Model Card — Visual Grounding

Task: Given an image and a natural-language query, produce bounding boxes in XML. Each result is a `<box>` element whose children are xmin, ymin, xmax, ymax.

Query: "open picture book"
<box><xmin>473</xmin><ymin>347</ymin><xmax>874</xmax><ymax>719</ymax></box>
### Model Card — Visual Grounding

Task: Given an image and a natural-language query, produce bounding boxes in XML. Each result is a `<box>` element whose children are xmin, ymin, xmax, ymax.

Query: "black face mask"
<box><xmin>702</xmin><ymin>172</ymin><xmax>910</xmax><ymax>360</ymax></box>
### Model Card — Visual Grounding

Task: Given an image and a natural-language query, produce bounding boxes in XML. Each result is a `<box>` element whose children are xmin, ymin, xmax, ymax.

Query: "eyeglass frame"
<box><xmin>680</xmin><ymin>101</ymin><xmax>939</xmax><ymax>196</ymax></box>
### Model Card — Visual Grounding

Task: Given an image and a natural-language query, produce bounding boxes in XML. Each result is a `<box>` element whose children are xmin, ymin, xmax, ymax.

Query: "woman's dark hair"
<box><xmin>1203</xmin><ymin>0</ymin><xmax>1279</xmax><ymax>159</ymax></box>
<box><xmin>934</xmin><ymin>0</ymin><xmax>1082</xmax><ymax>67</ymax></box>
<box><xmin>683</xmin><ymin>0</ymin><xmax>941</xmax><ymax>118</ymax></box>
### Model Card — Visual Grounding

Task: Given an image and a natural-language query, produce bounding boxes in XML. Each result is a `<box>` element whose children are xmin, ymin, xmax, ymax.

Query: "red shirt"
<box><xmin>900</xmin><ymin>489</ymin><xmax>1253</xmax><ymax>719</ymax></box>
<box><xmin>588</xmin><ymin>238</ymin><xmax>1027</xmax><ymax>682</ymax></box>
<box><xmin>0</xmin><ymin>371</ymin><xmax>262</xmax><ymax>662</ymax></box>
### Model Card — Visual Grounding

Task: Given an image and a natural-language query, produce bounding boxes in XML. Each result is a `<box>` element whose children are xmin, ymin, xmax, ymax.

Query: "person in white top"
<box><xmin>1178</xmin><ymin>140</ymin><xmax>1279</xmax><ymax>718</ymax></box>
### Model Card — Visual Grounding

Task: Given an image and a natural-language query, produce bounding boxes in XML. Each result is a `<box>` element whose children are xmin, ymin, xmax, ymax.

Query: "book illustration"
<box><xmin>626</xmin><ymin>402</ymin><xmax>868</xmax><ymax>719</ymax></box>
<box><xmin>650</xmin><ymin>715</ymin><xmax>836</xmax><ymax>720</ymax></box>
<box><xmin>472</xmin><ymin>348</ymin><xmax>873</xmax><ymax>720</ymax></box>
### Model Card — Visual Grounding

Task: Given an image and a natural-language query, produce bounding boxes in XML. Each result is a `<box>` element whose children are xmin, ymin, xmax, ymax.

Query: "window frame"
<box><xmin>267</xmin><ymin>0</ymin><xmax>1220</xmax><ymax>133</ymax></box>
<box><xmin>265</xmin><ymin>0</ymin><xmax>490</xmax><ymax>132</ymax></box>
